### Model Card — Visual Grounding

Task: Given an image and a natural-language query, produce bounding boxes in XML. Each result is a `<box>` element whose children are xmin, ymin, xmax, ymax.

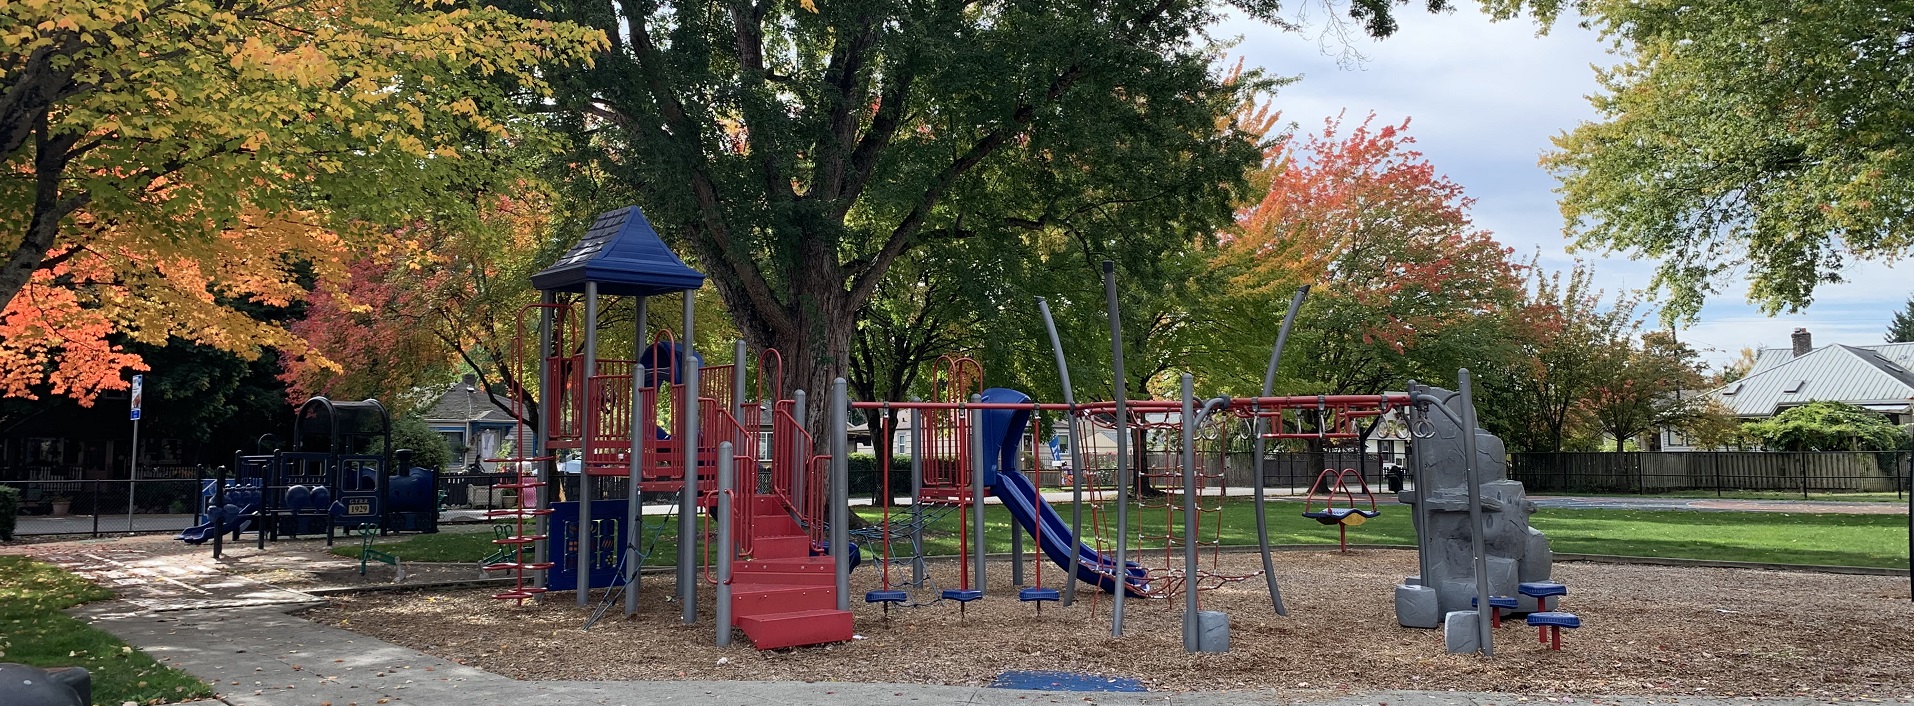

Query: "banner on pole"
<box><xmin>129</xmin><ymin>374</ymin><xmax>143</xmax><ymax>421</ymax></box>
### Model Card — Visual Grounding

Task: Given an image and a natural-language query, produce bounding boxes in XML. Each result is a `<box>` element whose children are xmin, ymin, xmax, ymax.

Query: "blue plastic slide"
<box><xmin>979</xmin><ymin>387</ymin><xmax>1148</xmax><ymax>597</ymax></box>
<box><xmin>177</xmin><ymin>503</ymin><xmax>256</xmax><ymax>545</ymax></box>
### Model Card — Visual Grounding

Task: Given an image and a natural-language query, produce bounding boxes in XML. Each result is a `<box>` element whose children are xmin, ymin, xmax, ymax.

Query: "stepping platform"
<box><xmin>1519</xmin><ymin>581</ymin><xmax>1568</xmax><ymax>611</ymax></box>
<box><xmin>735</xmin><ymin>609</ymin><xmax>854</xmax><ymax>650</ymax></box>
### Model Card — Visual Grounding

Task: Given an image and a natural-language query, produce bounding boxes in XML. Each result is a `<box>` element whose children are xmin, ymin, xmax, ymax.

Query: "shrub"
<box><xmin>1742</xmin><ymin>401</ymin><xmax>1912</xmax><ymax>452</ymax></box>
<box><xmin>0</xmin><ymin>485</ymin><xmax>19</xmax><ymax>541</ymax></box>
<box><xmin>382</xmin><ymin>415</ymin><xmax>455</xmax><ymax>470</ymax></box>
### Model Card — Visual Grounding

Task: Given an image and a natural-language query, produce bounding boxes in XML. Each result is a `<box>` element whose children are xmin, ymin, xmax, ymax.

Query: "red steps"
<box><xmin>725</xmin><ymin>492</ymin><xmax>853</xmax><ymax>650</ymax></box>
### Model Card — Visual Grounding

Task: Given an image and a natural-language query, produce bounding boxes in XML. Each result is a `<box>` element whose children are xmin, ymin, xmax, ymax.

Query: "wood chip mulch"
<box><xmin>303</xmin><ymin>550</ymin><xmax>1914</xmax><ymax>698</ymax></box>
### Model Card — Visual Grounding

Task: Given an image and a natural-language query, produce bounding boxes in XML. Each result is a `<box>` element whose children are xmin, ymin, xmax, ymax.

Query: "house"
<box><xmin>422</xmin><ymin>374</ymin><xmax>528</xmax><ymax>472</ymax></box>
<box><xmin>1662</xmin><ymin>328</ymin><xmax>1914</xmax><ymax>450</ymax></box>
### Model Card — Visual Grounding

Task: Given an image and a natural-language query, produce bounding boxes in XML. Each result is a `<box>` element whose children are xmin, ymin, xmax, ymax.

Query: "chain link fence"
<box><xmin>4</xmin><ymin>476</ymin><xmax>206</xmax><ymax>536</ymax></box>
<box><xmin>1510</xmin><ymin>451</ymin><xmax>1913</xmax><ymax>497</ymax></box>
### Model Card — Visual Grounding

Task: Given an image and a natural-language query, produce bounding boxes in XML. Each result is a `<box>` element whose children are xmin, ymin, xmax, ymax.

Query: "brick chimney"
<box><xmin>1791</xmin><ymin>327</ymin><xmax>1813</xmax><ymax>357</ymax></box>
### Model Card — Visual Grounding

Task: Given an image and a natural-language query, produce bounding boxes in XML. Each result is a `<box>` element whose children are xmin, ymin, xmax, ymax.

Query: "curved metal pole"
<box><xmin>1103</xmin><ymin>261</ymin><xmax>1131</xmax><ymax>636</ymax></box>
<box><xmin>1405</xmin><ymin>380</ymin><xmax>1433</xmax><ymax>595</ymax></box>
<box><xmin>1037</xmin><ymin>297</ymin><xmax>1089</xmax><ymax>606</ymax></box>
<box><xmin>1252</xmin><ymin>286</ymin><xmax>1309</xmax><ymax>616</ymax></box>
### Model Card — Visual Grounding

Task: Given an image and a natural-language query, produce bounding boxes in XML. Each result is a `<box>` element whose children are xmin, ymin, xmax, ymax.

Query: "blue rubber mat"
<box><xmin>988</xmin><ymin>670</ymin><xmax>1146</xmax><ymax>692</ymax></box>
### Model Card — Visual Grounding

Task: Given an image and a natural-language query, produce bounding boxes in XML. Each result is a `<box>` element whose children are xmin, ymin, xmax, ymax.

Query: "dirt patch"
<box><xmin>304</xmin><ymin>550</ymin><xmax>1914</xmax><ymax>698</ymax></box>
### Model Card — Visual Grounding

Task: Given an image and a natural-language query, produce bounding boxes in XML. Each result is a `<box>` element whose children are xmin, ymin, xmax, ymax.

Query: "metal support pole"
<box><xmin>213</xmin><ymin>465</ymin><xmax>227</xmax><ymax>559</ymax></box>
<box><xmin>127</xmin><ymin>418</ymin><xmax>139</xmax><ymax>532</ymax></box>
<box><xmin>1180</xmin><ymin>374</ymin><xmax>1199</xmax><ymax>652</ymax></box>
<box><xmin>679</xmin><ymin>365</ymin><xmax>700</xmax><ymax>624</ymax></box>
<box><xmin>793</xmin><ymin>389</ymin><xmax>808</xmax><ymax>518</ymax></box>
<box><xmin>1104</xmin><ymin>261</ymin><xmax>1130</xmax><ymax>636</ymax></box>
<box><xmin>627</xmin><ymin>295</ymin><xmax>647</xmax><ymax>615</ymax></box>
<box><xmin>1252</xmin><ymin>286</ymin><xmax>1308</xmax><ymax>616</ymax></box>
<box><xmin>534</xmin><ymin>291</ymin><xmax>554</xmax><ymax>590</ymax></box>
<box><xmin>733</xmin><ymin>339</ymin><xmax>748</xmax><ymax>413</ymax></box>
<box><xmin>1011</xmin><ymin>517</ymin><xmax>1024</xmax><ymax>585</ymax></box>
<box><xmin>1036</xmin><ymin>297</ymin><xmax>1088</xmax><ymax>606</ymax></box>
<box><xmin>578</xmin><ymin>281</ymin><xmax>599</xmax><ymax>607</ymax></box>
<box><xmin>716</xmin><ymin>442</ymin><xmax>735</xmax><ymax>646</ymax></box>
<box><xmin>626</xmin><ymin>362</ymin><xmax>646</xmax><ymax>617</ymax></box>
<box><xmin>831</xmin><ymin>379</ymin><xmax>851</xmax><ymax>611</ymax></box>
<box><xmin>1459</xmin><ymin>369</ymin><xmax>1493</xmax><ymax>657</ymax></box>
<box><xmin>969</xmin><ymin>398</ymin><xmax>986</xmax><ymax>595</ymax></box>
<box><xmin>909</xmin><ymin>401</ymin><xmax>926</xmax><ymax>591</ymax></box>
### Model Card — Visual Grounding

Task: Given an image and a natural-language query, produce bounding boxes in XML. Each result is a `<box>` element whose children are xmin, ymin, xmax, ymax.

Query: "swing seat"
<box><xmin>865</xmin><ymin>589</ymin><xmax>909</xmax><ymax>604</ymax></box>
<box><xmin>1018</xmin><ymin>587</ymin><xmax>1061</xmax><ymax>603</ymax></box>
<box><xmin>942</xmin><ymin>589</ymin><xmax>984</xmax><ymax>603</ymax></box>
<box><xmin>1301</xmin><ymin>507</ymin><xmax>1380</xmax><ymax>525</ymax></box>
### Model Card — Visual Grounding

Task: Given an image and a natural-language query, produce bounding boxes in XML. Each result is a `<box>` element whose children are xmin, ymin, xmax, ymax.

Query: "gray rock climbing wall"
<box><xmin>1394</xmin><ymin>385</ymin><xmax>1552</xmax><ymax>630</ymax></box>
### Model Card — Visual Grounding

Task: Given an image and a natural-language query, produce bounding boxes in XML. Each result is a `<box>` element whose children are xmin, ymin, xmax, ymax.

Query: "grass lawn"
<box><xmin>0</xmin><ymin>555</ymin><xmax>213</xmax><ymax>705</ymax></box>
<box><xmin>1546</xmin><ymin>490</ymin><xmax>1910</xmax><ymax>503</ymax></box>
<box><xmin>352</xmin><ymin>499</ymin><xmax>1911</xmax><ymax>570</ymax></box>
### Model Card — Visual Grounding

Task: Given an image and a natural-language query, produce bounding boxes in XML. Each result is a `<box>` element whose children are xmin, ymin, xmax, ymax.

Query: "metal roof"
<box><xmin>530</xmin><ymin>206</ymin><xmax>706</xmax><ymax>296</ymax></box>
<box><xmin>1715</xmin><ymin>344</ymin><xmax>1914</xmax><ymax>417</ymax></box>
<box><xmin>1750</xmin><ymin>341</ymin><xmax>1914</xmax><ymax>376</ymax></box>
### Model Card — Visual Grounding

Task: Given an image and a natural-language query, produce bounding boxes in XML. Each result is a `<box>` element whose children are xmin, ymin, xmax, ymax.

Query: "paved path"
<box><xmin>22</xmin><ymin>542</ymin><xmax>322</xmax><ymax>613</ymax></box>
<box><xmin>77</xmin><ymin>602</ymin><xmax>1913</xmax><ymax>706</ymax></box>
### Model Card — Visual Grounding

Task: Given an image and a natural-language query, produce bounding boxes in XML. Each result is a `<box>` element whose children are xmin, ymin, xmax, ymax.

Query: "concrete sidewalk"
<box><xmin>79</xmin><ymin>603</ymin><xmax>1910</xmax><ymax>706</ymax></box>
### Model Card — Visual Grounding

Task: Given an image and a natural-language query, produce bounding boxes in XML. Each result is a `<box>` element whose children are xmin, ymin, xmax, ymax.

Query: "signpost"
<box><xmin>128</xmin><ymin>374</ymin><xmax>143</xmax><ymax>532</ymax></box>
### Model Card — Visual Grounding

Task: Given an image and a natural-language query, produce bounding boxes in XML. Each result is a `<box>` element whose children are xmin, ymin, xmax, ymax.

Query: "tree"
<box><xmin>1742</xmin><ymin>401</ymin><xmax>1910</xmax><ymax>452</ymax></box>
<box><xmin>1585</xmin><ymin>330</ymin><xmax>1710</xmax><ymax>452</ymax></box>
<box><xmin>1484</xmin><ymin>259</ymin><xmax>1641</xmax><ymax>452</ymax></box>
<box><xmin>517</xmin><ymin>0</ymin><xmax>1446</xmax><ymax>427</ymax></box>
<box><xmin>1211</xmin><ymin>112</ymin><xmax>1524</xmax><ymax>397</ymax></box>
<box><xmin>1717</xmin><ymin>346</ymin><xmax>1759</xmax><ymax>384</ymax></box>
<box><xmin>1889</xmin><ymin>296</ymin><xmax>1914</xmax><ymax>343</ymax></box>
<box><xmin>1495</xmin><ymin>0</ymin><xmax>1914</xmax><ymax>321</ymax></box>
<box><xmin>386</xmin><ymin>415</ymin><xmax>455</xmax><ymax>471</ymax></box>
<box><xmin>1</xmin><ymin>0</ymin><xmax>605</xmax><ymax>402</ymax></box>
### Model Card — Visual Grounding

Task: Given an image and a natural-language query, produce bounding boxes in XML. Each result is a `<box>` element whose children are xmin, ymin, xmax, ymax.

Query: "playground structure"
<box><xmin>178</xmin><ymin>396</ymin><xmax>440</xmax><ymax>551</ymax></box>
<box><xmin>483</xmin><ymin>205</ymin><xmax>1562</xmax><ymax>654</ymax></box>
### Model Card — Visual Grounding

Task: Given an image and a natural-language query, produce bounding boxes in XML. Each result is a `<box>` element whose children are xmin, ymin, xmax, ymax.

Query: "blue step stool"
<box><xmin>1471</xmin><ymin>595</ymin><xmax>1520</xmax><ymax>627</ymax></box>
<box><xmin>1518</xmin><ymin>581</ymin><xmax>1568</xmax><ymax>611</ymax></box>
<box><xmin>866</xmin><ymin>589</ymin><xmax>908</xmax><ymax>604</ymax></box>
<box><xmin>1526</xmin><ymin>611</ymin><xmax>1581</xmax><ymax>650</ymax></box>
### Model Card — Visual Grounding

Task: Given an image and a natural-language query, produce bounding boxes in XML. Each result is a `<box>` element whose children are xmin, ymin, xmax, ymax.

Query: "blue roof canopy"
<box><xmin>531</xmin><ymin>206</ymin><xmax>706</xmax><ymax>296</ymax></box>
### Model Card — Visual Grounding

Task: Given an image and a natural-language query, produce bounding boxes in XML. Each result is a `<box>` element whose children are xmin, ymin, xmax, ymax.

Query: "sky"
<box><xmin>1217</xmin><ymin>4</ymin><xmax>1908</xmax><ymax>369</ymax></box>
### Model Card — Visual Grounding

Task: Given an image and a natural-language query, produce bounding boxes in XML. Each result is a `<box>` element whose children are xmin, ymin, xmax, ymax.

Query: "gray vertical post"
<box><xmin>1010</xmin><ymin>514</ymin><xmax>1024</xmax><ymax>585</ymax></box>
<box><xmin>793</xmin><ymin>390</ymin><xmax>808</xmax><ymax>516</ymax></box>
<box><xmin>909</xmin><ymin>402</ymin><xmax>926</xmax><ymax>591</ymax></box>
<box><xmin>1458</xmin><ymin>369</ymin><xmax>1493</xmax><ymax>656</ymax></box>
<box><xmin>679</xmin><ymin>292</ymin><xmax>699</xmax><ymax>625</ymax></box>
<box><xmin>627</xmin><ymin>295</ymin><xmax>647</xmax><ymax>618</ymax></box>
<box><xmin>578</xmin><ymin>281</ymin><xmax>599</xmax><ymax>607</ymax></box>
<box><xmin>716</xmin><ymin>441</ymin><xmax>735</xmax><ymax>646</ymax></box>
<box><xmin>1103</xmin><ymin>261</ymin><xmax>1130</xmax><ymax>636</ymax></box>
<box><xmin>969</xmin><ymin>398</ymin><xmax>986</xmax><ymax>594</ymax></box>
<box><xmin>625</xmin><ymin>363</ymin><xmax>646</xmax><ymax>617</ymax></box>
<box><xmin>733</xmin><ymin>339</ymin><xmax>748</xmax><ymax>414</ymax></box>
<box><xmin>1180</xmin><ymin>374</ymin><xmax>1199</xmax><ymax>652</ymax></box>
<box><xmin>830</xmin><ymin>379</ymin><xmax>851</xmax><ymax>611</ymax></box>
<box><xmin>1252</xmin><ymin>286</ymin><xmax>1308</xmax><ymax>616</ymax></box>
<box><xmin>534</xmin><ymin>291</ymin><xmax>555</xmax><ymax>590</ymax></box>
<box><xmin>1036</xmin><ymin>297</ymin><xmax>1088</xmax><ymax>606</ymax></box>
<box><xmin>127</xmin><ymin>417</ymin><xmax>139</xmax><ymax>533</ymax></box>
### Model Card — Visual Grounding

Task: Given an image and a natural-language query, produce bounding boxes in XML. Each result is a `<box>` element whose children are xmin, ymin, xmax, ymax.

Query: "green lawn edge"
<box><xmin>0</xmin><ymin>555</ymin><xmax>214</xmax><ymax>705</ymax></box>
<box><xmin>340</xmin><ymin>502</ymin><xmax>1912</xmax><ymax>571</ymax></box>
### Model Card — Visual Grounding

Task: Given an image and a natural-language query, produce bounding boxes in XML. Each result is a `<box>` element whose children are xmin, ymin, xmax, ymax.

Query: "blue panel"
<box><xmin>989</xmin><ymin>670</ymin><xmax>1146</xmax><ymax>692</ymax></box>
<box><xmin>545</xmin><ymin>500</ymin><xmax>635</xmax><ymax>592</ymax></box>
<box><xmin>531</xmin><ymin>206</ymin><xmax>707</xmax><ymax>296</ymax></box>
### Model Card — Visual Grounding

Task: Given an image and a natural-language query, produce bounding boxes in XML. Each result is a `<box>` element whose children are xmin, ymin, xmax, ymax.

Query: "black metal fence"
<box><xmin>4</xmin><ymin>477</ymin><xmax>207</xmax><ymax>536</ymax></box>
<box><xmin>1509</xmin><ymin>451</ymin><xmax>1913</xmax><ymax>497</ymax></box>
